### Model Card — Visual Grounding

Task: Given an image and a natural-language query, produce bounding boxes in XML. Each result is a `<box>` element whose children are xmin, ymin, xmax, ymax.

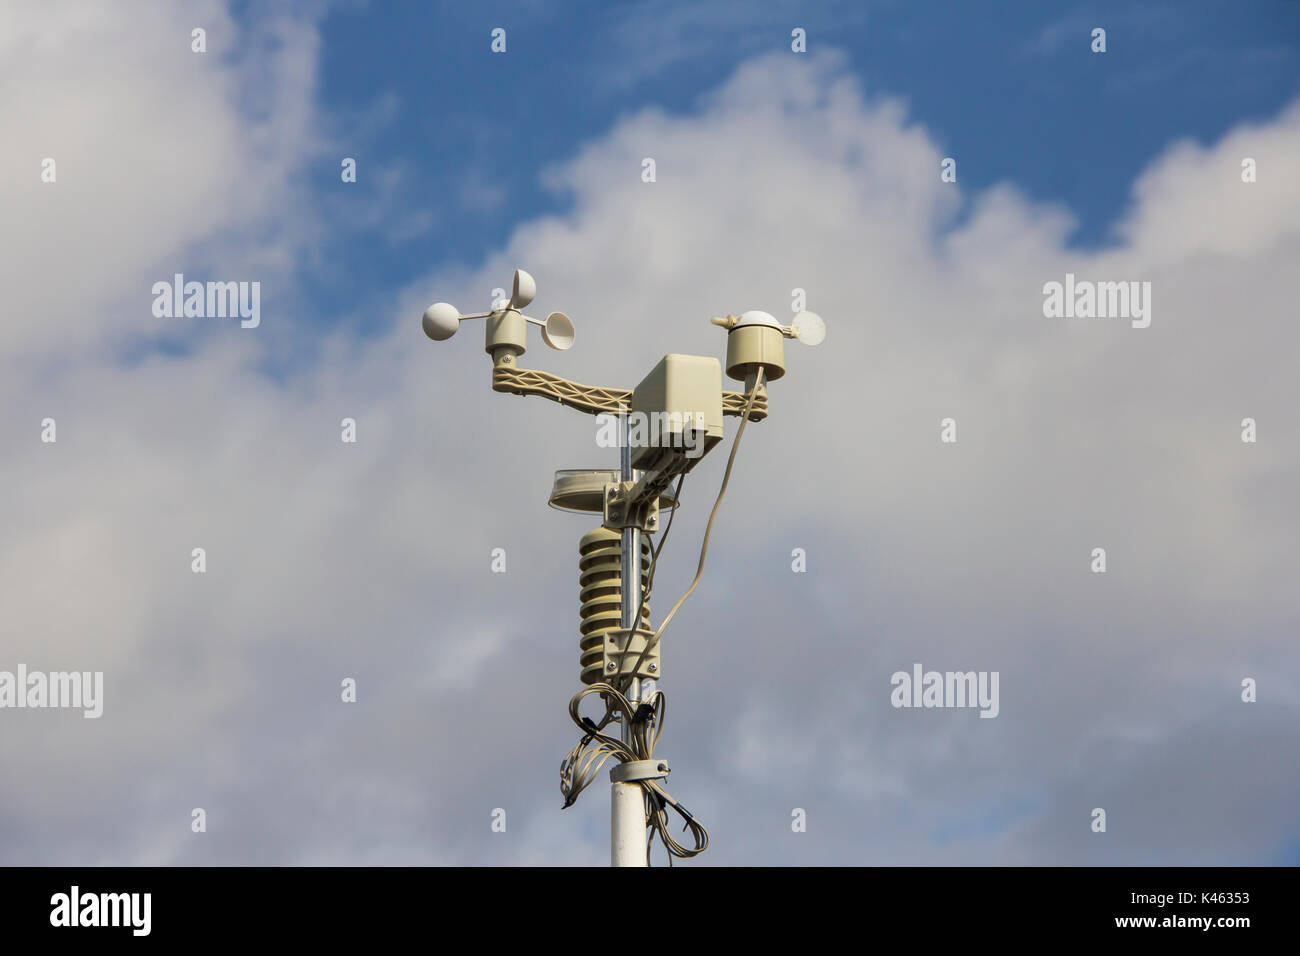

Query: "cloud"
<box><xmin>596</xmin><ymin>0</ymin><xmax>867</xmax><ymax>89</ymax></box>
<box><xmin>2</xmin><ymin>20</ymin><xmax>1296</xmax><ymax>865</ymax></box>
<box><xmin>0</xmin><ymin>1</ymin><xmax>329</xmax><ymax>363</ymax></box>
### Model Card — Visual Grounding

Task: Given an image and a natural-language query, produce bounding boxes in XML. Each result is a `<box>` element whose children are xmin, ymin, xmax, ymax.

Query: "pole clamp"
<box><xmin>610</xmin><ymin>759</ymin><xmax>670</xmax><ymax>783</ymax></box>
<box><xmin>603</xmin><ymin>481</ymin><xmax>660</xmax><ymax>533</ymax></box>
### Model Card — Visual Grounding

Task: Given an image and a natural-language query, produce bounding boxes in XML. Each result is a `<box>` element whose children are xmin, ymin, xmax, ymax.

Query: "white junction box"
<box><xmin>629</xmin><ymin>354</ymin><xmax>724</xmax><ymax>472</ymax></box>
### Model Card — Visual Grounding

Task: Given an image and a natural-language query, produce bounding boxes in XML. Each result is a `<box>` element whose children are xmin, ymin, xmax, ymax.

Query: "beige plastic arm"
<box><xmin>491</xmin><ymin>364</ymin><xmax>767</xmax><ymax>421</ymax></box>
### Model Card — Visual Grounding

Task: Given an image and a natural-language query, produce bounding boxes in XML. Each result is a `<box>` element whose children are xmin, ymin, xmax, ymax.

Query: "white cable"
<box><xmin>559</xmin><ymin>683</ymin><xmax>706</xmax><ymax>862</ymax></box>
<box><xmin>628</xmin><ymin>366</ymin><xmax>765</xmax><ymax>675</ymax></box>
<box><xmin>559</xmin><ymin>369</ymin><xmax>765</xmax><ymax>863</ymax></box>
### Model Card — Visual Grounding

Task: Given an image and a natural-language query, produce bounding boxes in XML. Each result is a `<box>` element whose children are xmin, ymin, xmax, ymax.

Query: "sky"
<box><xmin>2</xmin><ymin>0</ymin><xmax>1298</xmax><ymax>866</ymax></box>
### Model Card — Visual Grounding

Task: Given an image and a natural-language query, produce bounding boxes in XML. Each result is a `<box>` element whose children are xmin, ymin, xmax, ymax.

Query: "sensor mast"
<box><xmin>421</xmin><ymin>270</ymin><xmax>822</xmax><ymax>865</ymax></box>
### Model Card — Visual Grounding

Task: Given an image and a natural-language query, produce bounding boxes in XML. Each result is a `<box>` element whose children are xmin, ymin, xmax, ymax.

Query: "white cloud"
<box><xmin>2</xmin><ymin>22</ymin><xmax>1297</xmax><ymax>864</ymax></box>
<box><xmin>0</xmin><ymin>0</ymin><xmax>325</xmax><ymax>359</ymax></box>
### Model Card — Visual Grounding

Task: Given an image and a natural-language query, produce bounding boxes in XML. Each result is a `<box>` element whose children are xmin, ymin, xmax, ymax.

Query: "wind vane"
<box><xmin>422</xmin><ymin>269</ymin><xmax>824</xmax><ymax>865</ymax></box>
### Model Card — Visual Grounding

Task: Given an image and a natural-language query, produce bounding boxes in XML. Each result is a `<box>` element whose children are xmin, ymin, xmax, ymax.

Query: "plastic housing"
<box><xmin>629</xmin><ymin>354</ymin><xmax>724</xmax><ymax>472</ymax></box>
<box><xmin>724</xmin><ymin>324</ymin><xmax>786</xmax><ymax>382</ymax></box>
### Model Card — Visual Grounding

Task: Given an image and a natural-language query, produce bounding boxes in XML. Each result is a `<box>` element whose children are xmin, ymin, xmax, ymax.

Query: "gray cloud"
<box><xmin>1</xmin><ymin>10</ymin><xmax>1296</xmax><ymax>865</ymax></box>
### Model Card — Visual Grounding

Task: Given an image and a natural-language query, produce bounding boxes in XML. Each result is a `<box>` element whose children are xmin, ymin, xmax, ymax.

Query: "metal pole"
<box><xmin>620</xmin><ymin>408</ymin><xmax>642</xmax><ymax>713</ymax></box>
<box><xmin>611</xmin><ymin>781</ymin><xmax>646</xmax><ymax>866</ymax></box>
<box><xmin>612</xmin><ymin>407</ymin><xmax>648</xmax><ymax>867</ymax></box>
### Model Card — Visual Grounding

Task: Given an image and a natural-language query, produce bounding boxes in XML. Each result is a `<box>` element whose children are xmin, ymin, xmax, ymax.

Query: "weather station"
<box><xmin>420</xmin><ymin>270</ymin><xmax>824</xmax><ymax>866</ymax></box>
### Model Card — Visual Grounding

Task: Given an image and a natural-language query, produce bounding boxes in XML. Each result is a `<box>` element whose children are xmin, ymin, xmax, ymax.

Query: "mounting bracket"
<box><xmin>603</xmin><ymin>480</ymin><xmax>660</xmax><ymax>534</ymax></box>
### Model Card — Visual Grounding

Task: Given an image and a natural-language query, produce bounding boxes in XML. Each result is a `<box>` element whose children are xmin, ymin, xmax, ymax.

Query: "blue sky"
<box><xmin>304</xmin><ymin>0</ymin><xmax>1300</xmax><ymax>334</ymax></box>
<box><xmin>4</xmin><ymin>0</ymin><xmax>1299</xmax><ymax>866</ymax></box>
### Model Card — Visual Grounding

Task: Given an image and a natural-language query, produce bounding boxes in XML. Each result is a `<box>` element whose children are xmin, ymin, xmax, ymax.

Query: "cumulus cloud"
<box><xmin>1</xmin><ymin>13</ymin><xmax>1296</xmax><ymax>865</ymax></box>
<box><xmin>0</xmin><ymin>1</ymin><xmax>326</xmax><ymax>362</ymax></box>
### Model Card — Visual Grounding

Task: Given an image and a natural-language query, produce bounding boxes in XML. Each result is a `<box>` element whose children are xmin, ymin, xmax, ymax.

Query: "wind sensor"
<box><xmin>421</xmin><ymin>270</ymin><xmax>824</xmax><ymax>865</ymax></box>
<box><xmin>422</xmin><ymin>269</ymin><xmax>575</xmax><ymax>350</ymax></box>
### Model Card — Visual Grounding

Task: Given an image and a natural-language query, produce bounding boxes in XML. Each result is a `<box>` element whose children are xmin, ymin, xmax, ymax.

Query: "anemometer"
<box><xmin>421</xmin><ymin>270</ymin><xmax>823</xmax><ymax>865</ymax></box>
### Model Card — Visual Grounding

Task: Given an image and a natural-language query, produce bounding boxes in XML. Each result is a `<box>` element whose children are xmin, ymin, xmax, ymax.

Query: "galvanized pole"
<box><xmin>612</xmin><ymin>407</ymin><xmax>649</xmax><ymax>867</ymax></box>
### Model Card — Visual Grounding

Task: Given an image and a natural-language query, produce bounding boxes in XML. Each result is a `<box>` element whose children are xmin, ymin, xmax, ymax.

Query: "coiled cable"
<box><xmin>558</xmin><ymin>369</ymin><xmax>765</xmax><ymax>863</ymax></box>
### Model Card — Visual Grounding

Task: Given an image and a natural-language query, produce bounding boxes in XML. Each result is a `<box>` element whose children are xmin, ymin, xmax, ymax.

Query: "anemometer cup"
<box><xmin>510</xmin><ymin>269</ymin><xmax>536</xmax><ymax>310</ymax></box>
<box><xmin>422</xmin><ymin>302</ymin><xmax>460</xmax><ymax>341</ymax></box>
<box><xmin>423</xmin><ymin>270</ymin><xmax>573</xmax><ymax>360</ymax></box>
<box><xmin>541</xmin><ymin>311</ymin><xmax>575</xmax><ymax>351</ymax></box>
